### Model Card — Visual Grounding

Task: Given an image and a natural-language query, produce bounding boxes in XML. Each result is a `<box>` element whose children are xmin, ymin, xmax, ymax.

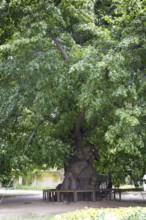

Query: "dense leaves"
<box><xmin>0</xmin><ymin>0</ymin><xmax>146</xmax><ymax>185</ymax></box>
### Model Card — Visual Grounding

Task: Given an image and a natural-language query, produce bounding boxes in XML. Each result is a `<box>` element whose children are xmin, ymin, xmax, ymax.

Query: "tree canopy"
<box><xmin>0</xmin><ymin>0</ymin><xmax>146</xmax><ymax>186</ymax></box>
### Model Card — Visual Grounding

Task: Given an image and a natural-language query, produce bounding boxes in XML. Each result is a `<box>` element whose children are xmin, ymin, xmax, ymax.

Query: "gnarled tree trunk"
<box><xmin>57</xmin><ymin>112</ymin><xmax>107</xmax><ymax>201</ymax></box>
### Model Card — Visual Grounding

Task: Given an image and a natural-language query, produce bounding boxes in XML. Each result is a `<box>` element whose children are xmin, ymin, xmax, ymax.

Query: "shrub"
<box><xmin>55</xmin><ymin>207</ymin><xmax>146</xmax><ymax>220</ymax></box>
<box><xmin>122</xmin><ymin>208</ymin><xmax>146</xmax><ymax>220</ymax></box>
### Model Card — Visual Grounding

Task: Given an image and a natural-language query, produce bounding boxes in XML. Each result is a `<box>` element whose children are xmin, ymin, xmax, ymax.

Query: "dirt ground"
<box><xmin>0</xmin><ymin>190</ymin><xmax>146</xmax><ymax>219</ymax></box>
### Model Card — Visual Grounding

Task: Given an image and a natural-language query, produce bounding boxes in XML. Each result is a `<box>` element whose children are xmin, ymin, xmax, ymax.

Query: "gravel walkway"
<box><xmin>0</xmin><ymin>190</ymin><xmax>146</xmax><ymax>219</ymax></box>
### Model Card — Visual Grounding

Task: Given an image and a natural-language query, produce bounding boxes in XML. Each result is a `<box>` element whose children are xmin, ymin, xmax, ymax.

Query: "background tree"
<box><xmin>0</xmin><ymin>0</ymin><xmax>146</xmax><ymax>188</ymax></box>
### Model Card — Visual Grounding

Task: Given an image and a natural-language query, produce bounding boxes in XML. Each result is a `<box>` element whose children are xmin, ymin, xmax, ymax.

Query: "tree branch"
<box><xmin>25</xmin><ymin>119</ymin><xmax>44</xmax><ymax>149</ymax></box>
<box><xmin>49</xmin><ymin>33</ymin><xmax>70</xmax><ymax>63</ymax></box>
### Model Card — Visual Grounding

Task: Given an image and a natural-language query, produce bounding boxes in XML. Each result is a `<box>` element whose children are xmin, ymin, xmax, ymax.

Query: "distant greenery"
<box><xmin>13</xmin><ymin>184</ymin><xmax>51</xmax><ymax>190</ymax></box>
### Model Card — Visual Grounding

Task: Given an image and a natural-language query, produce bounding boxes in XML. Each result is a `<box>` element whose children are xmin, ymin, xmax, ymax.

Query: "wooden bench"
<box><xmin>43</xmin><ymin>189</ymin><xmax>112</xmax><ymax>202</ymax></box>
<box><xmin>43</xmin><ymin>187</ymin><xmax>144</xmax><ymax>202</ymax></box>
<box><xmin>112</xmin><ymin>188</ymin><xmax>143</xmax><ymax>201</ymax></box>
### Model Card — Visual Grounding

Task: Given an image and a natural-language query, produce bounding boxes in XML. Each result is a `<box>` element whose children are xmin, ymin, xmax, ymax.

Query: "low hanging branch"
<box><xmin>26</xmin><ymin>119</ymin><xmax>44</xmax><ymax>148</ymax></box>
<box><xmin>49</xmin><ymin>33</ymin><xmax>70</xmax><ymax>63</ymax></box>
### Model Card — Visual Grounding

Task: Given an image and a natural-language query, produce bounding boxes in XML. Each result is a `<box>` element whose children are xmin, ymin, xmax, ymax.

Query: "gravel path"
<box><xmin>0</xmin><ymin>190</ymin><xmax>146</xmax><ymax>219</ymax></box>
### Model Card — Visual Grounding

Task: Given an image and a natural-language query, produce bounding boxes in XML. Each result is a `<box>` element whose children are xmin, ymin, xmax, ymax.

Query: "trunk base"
<box><xmin>56</xmin><ymin>161</ymin><xmax>109</xmax><ymax>201</ymax></box>
<box><xmin>56</xmin><ymin>145</ymin><xmax>112</xmax><ymax>201</ymax></box>
<box><xmin>60</xmin><ymin>161</ymin><xmax>102</xmax><ymax>190</ymax></box>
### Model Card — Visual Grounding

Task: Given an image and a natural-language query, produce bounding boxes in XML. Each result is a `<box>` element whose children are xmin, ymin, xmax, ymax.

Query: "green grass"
<box><xmin>1</xmin><ymin>184</ymin><xmax>54</xmax><ymax>191</ymax></box>
<box><xmin>119</xmin><ymin>184</ymin><xmax>143</xmax><ymax>189</ymax></box>
<box><xmin>13</xmin><ymin>184</ymin><xmax>51</xmax><ymax>190</ymax></box>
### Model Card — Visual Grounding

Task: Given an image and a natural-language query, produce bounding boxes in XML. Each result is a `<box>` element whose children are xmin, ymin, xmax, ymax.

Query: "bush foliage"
<box><xmin>55</xmin><ymin>207</ymin><xmax>146</xmax><ymax>220</ymax></box>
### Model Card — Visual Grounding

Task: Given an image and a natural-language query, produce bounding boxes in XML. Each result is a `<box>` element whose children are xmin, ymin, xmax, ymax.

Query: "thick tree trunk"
<box><xmin>60</xmin><ymin>150</ymin><xmax>102</xmax><ymax>191</ymax></box>
<box><xmin>57</xmin><ymin>112</ymin><xmax>107</xmax><ymax>201</ymax></box>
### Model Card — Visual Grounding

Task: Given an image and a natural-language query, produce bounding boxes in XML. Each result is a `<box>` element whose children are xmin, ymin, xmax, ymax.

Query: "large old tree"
<box><xmin>0</xmin><ymin>0</ymin><xmax>146</xmax><ymax>189</ymax></box>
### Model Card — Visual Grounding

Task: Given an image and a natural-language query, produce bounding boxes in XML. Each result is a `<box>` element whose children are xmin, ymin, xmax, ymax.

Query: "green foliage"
<box><xmin>0</xmin><ymin>0</ymin><xmax>146</xmax><ymax>185</ymax></box>
<box><xmin>122</xmin><ymin>208</ymin><xmax>146</xmax><ymax>220</ymax></box>
<box><xmin>55</xmin><ymin>207</ymin><xmax>146</xmax><ymax>220</ymax></box>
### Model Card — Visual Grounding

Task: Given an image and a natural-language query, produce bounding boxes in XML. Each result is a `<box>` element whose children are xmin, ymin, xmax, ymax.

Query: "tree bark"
<box><xmin>49</xmin><ymin>33</ymin><xmax>70</xmax><ymax>63</ymax></box>
<box><xmin>57</xmin><ymin>113</ymin><xmax>107</xmax><ymax>201</ymax></box>
<box><xmin>74</xmin><ymin>112</ymin><xmax>84</xmax><ymax>150</ymax></box>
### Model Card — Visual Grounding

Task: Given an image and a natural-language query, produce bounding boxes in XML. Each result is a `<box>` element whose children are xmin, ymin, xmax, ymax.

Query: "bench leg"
<box><xmin>109</xmin><ymin>190</ymin><xmax>112</xmax><ymax>200</ymax></box>
<box><xmin>57</xmin><ymin>192</ymin><xmax>60</xmax><ymax>202</ymax></box>
<box><xmin>92</xmin><ymin>191</ymin><xmax>96</xmax><ymax>202</ymax></box>
<box><xmin>119</xmin><ymin>192</ymin><xmax>121</xmax><ymax>200</ymax></box>
<box><xmin>74</xmin><ymin>191</ymin><xmax>78</xmax><ymax>202</ymax></box>
<box><xmin>46</xmin><ymin>191</ymin><xmax>49</xmax><ymax>201</ymax></box>
<box><xmin>114</xmin><ymin>191</ymin><xmax>116</xmax><ymax>199</ymax></box>
<box><xmin>43</xmin><ymin>191</ymin><xmax>46</xmax><ymax>200</ymax></box>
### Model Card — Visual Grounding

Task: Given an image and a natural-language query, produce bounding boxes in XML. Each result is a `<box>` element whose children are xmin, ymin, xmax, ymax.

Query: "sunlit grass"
<box><xmin>119</xmin><ymin>184</ymin><xmax>143</xmax><ymax>189</ymax></box>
